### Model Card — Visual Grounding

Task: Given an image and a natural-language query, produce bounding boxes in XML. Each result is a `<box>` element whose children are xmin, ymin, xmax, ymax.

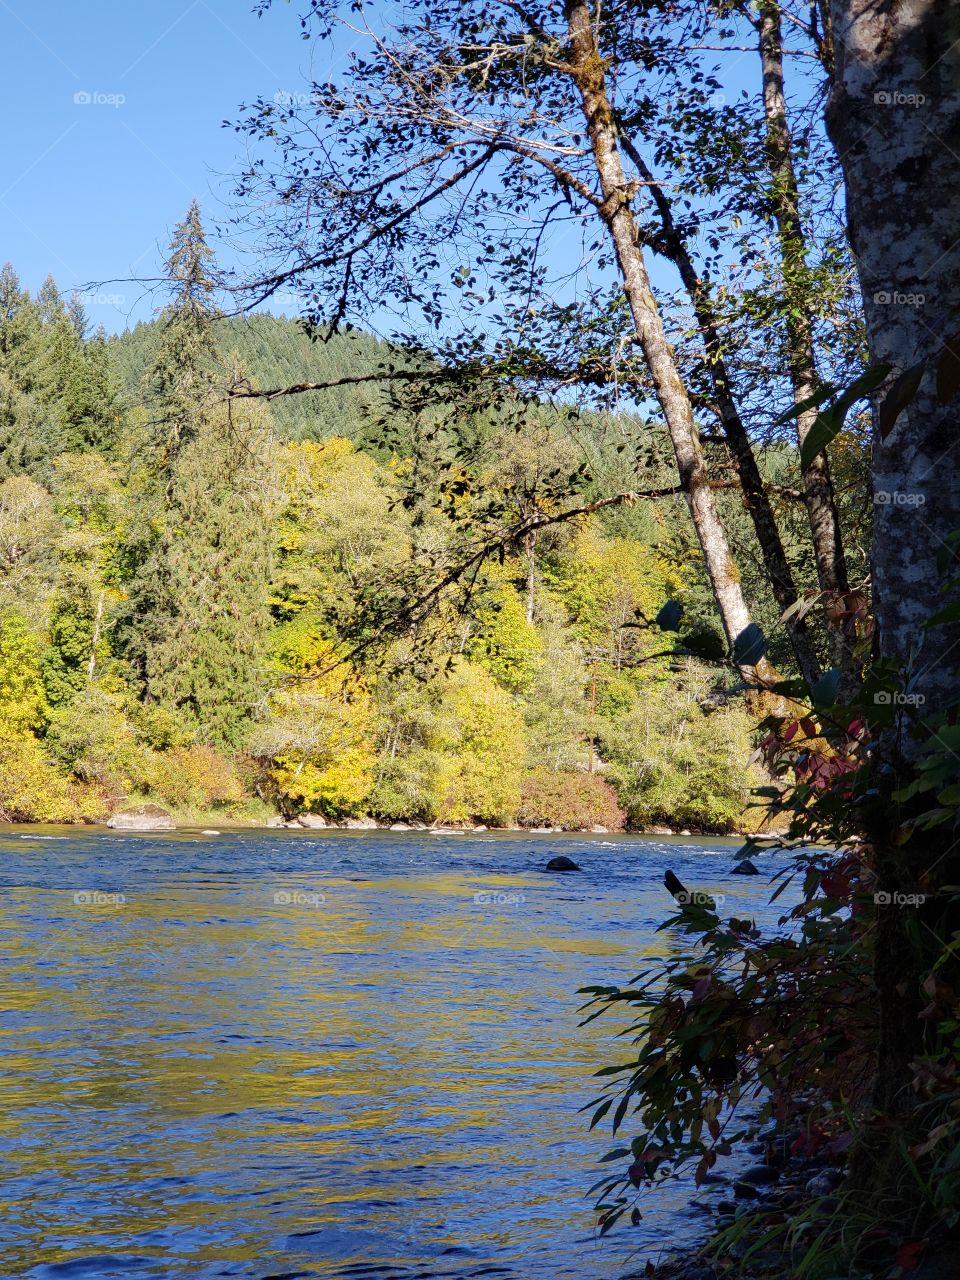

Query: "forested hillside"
<box><xmin>0</xmin><ymin>208</ymin><xmax>768</xmax><ymax>831</ymax></box>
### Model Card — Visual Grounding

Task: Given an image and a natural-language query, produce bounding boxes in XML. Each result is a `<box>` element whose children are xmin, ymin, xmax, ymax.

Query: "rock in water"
<box><xmin>107</xmin><ymin>804</ymin><xmax>174</xmax><ymax>832</ymax></box>
<box><xmin>297</xmin><ymin>813</ymin><xmax>328</xmax><ymax>829</ymax></box>
<box><xmin>545</xmin><ymin>855</ymin><xmax>581</xmax><ymax>872</ymax></box>
<box><xmin>732</xmin><ymin>858</ymin><xmax>760</xmax><ymax>876</ymax></box>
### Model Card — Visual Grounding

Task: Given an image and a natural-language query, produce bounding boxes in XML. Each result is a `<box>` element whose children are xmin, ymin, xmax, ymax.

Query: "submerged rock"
<box><xmin>107</xmin><ymin>804</ymin><xmax>174</xmax><ymax>832</ymax></box>
<box><xmin>544</xmin><ymin>854</ymin><xmax>581</xmax><ymax>872</ymax></box>
<box><xmin>731</xmin><ymin>858</ymin><xmax>760</xmax><ymax>876</ymax></box>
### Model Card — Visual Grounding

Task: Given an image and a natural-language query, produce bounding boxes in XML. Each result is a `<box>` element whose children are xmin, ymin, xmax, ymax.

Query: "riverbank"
<box><xmin>51</xmin><ymin>799</ymin><xmax>783</xmax><ymax>840</ymax></box>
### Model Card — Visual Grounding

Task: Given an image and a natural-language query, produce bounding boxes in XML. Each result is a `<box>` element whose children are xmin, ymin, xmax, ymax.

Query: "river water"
<box><xmin>0</xmin><ymin>828</ymin><xmax>790</xmax><ymax>1279</ymax></box>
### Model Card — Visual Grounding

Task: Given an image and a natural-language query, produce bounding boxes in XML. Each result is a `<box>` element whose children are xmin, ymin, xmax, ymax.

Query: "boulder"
<box><xmin>739</xmin><ymin>1165</ymin><xmax>779</xmax><ymax>1185</ymax></box>
<box><xmin>107</xmin><ymin>804</ymin><xmax>174</xmax><ymax>832</ymax></box>
<box><xmin>340</xmin><ymin>815</ymin><xmax>378</xmax><ymax>830</ymax></box>
<box><xmin>733</xmin><ymin>1179</ymin><xmax>763</xmax><ymax>1199</ymax></box>
<box><xmin>545</xmin><ymin>854</ymin><xmax>581</xmax><ymax>872</ymax></box>
<box><xmin>648</xmin><ymin>824</ymin><xmax>674</xmax><ymax>835</ymax></box>
<box><xmin>266</xmin><ymin>815</ymin><xmax>286</xmax><ymax>828</ymax></box>
<box><xmin>297</xmin><ymin>813</ymin><xmax>328</xmax><ymax>829</ymax></box>
<box><xmin>590</xmin><ymin>825</ymin><xmax>609</xmax><ymax>834</ymax></box>
<box><xmin>390</xmin><ymin>822</ymin><xmax>411</xmax><ymax>831</ymax></box>
<box><xmin>732</xmin><ymin>858</ymin><xmax>760</xmax><ymax>876</ymax></box>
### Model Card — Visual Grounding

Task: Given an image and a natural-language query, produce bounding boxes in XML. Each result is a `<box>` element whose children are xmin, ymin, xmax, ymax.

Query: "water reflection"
<box><xmin>0</xmin><ymin>830</ymin><xmax>786</xmax><ymax>1279</ymax></box>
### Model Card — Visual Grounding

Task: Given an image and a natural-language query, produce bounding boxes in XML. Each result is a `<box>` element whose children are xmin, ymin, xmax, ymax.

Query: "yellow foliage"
<box><xmin>254</xmin><ymin>635</ymin><xmax>376</xmax><ymax>816</ymax></box>
<box><xmin>468</xmin><ymin>572</ymin><xmax>542</xmax><ymax>694</ymax></box>
<box><xmin>144</xmin><ymin>744</ymin><xmax>246</xmax><ymax>812</ymax></box>
<box><xmin>438</xmin><ymin>661</ymin><xmax>526</xmax><ymax>824</ymax></box>
<box><xmin>0</xmin><ymin>731</ymin><xmax>80</xmax><ymax>822</ymax></box>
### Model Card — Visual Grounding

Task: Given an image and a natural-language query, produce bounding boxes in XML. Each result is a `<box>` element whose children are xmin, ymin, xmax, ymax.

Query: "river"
<box><xmin>0</xmin><ymin>828</ymin><xmax>790</xmax><ymax>1279</ymax></box>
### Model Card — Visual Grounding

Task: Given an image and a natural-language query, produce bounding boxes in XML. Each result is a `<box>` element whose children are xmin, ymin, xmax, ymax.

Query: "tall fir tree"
<box><xmin>146</xmin><ymin>386</ymin><xmax>278</xmax><ymax>748</ymax></box>
<box><xmin>143</xmin><ymin>199</ymin><xmax>220</xmax><ymax>475</ymax></box>
<box><xmin>124</xmin><ymin>209</ymin><xmax>276</xmax><ymax>747</ymax></box>
<box><xmin>0</xmin><ymin>265</ymin><xmax>54</xmax><ymax>478</ymax></box>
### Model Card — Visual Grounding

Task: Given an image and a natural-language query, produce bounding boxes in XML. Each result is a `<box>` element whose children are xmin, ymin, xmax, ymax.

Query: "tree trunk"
<box><xmin>524</xmin><ymin>529</ymin><xmax>537</xmax><ymax>624</ymax></box>
<box><xmin>826</xmin><ymin>0</ymin><xmax>960</xmax><ymax>1176</ymax></box>
<box><xmin>87</xmin><ymin>590</ymin><xmax>105</xmax><ymax>683</ymax></box>
<box><xmin>759</xmin><ymin>0</ymin><xmax>853</xmax><ymax>672</ymax></box>
<box><xmin>620</xmin><ymin>135</ymin><xmax>822</xmax><ymax>693</ymax></box>
<box><xmin>826</xmin><ymin>0</ymin><xmax>960</xmax><ymax>717</ymax></box>
<box><xmin>564</xmin><ymin>0</ymin><xmax>775</xmax><ymax>683</ymax></box>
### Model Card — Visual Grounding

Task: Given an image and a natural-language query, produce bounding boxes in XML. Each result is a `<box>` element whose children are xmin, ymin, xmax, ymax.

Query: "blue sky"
<box><xmin>0</xmin><ymin>0</ymin><xmax>315</xmax><ymax>331</ymax></box>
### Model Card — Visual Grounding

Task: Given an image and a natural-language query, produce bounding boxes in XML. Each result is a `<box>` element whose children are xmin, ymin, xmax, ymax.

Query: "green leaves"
<box><xmin>879</xmin><ymin>360</ymin><xmax>925</xmax><ymax>438</ymax></box>
<box><xmin>798</xmin><ymin>363</ymin><xmax>891</xmax><ymax>471</ymax></box>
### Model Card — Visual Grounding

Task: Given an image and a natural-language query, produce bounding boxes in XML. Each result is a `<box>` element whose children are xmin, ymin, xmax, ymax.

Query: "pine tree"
<box><xmin>146</xmin><ymin>387</ymin><xmax>278</xmax><ymax>748</ymax></box>
<box><xmin>143</xmin><ymin>200</ymin><xmax>220</xmax><ymax>475</ymax></box>
<box><xmin>0</xmin><ymin>265</ymin><xmax>54</xmax><ymax>478</ymax></box>
<box><xmin>122</xmin><ymin>203</ymin><xmax>222</xmax><ymax>694</ymax></box>
<box><xmin>124</xmin><ymin>209</ymin><xmax>276</xmax><ymax>748</ymax></box>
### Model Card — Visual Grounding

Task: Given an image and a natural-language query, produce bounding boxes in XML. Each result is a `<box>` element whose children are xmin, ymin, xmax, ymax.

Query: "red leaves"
<box><xmin>820</xmin><ymin>870</ymin><xmax>851</xmax><ymax>899</ymax></box>
<box><xmin>790</xmin><ymin>1125</ymin><xmax>827</xmax><ymax>1157</ymax></box>
<box><xmin>894</xmin><ymin>1238</ymin><xmax>928</xmax><ymax>1271</ymax></box>
<box><xmin>691</xmin><ymin>973</ymin><xmax>713</xmax><ymax>1001</ymax></box>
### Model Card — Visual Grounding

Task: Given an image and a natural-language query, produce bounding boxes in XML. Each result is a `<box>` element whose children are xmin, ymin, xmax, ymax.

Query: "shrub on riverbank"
<box><xmin>517</xmin><ymin>769</ymin><xmax>625</xmax><ymax>831</ymax></box>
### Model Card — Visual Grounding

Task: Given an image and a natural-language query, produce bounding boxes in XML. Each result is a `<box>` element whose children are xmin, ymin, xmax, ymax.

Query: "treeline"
<box><xmin>0</xmin><ymin>207</ymin><xmax>764</xmax><ymax>830</ymax></box>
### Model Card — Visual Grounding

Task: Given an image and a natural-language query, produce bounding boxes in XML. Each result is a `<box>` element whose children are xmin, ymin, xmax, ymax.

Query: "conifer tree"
<box><xmin>146</xmin><ymin>388</ymin><xmax>277</xmax><ymax>748</ymax></box>
<box><xmin>124</xmin><ymin>209</ymin><xmax>277</xmax><ymax>748</ymax></box>
<box><xmin>143</xmin><ymin>200</ymin><xmax>220</xmax><ymax>475</ymax></box>
<box><xmin>0</xmin><ymin>265</ymin><xmax>54</xmax><ymax>477</ymax></box>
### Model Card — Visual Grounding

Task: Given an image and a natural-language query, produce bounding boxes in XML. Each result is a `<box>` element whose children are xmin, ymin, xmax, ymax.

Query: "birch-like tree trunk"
<box><xmin>826</xmin><ymin>0</ymin><xmax>960</xmax><ymax>1133</ymax></box>
<box><xmin>759</xmin><ymin>0</ymin><xmax>853</xmax><ymax>671</ymax></box>
<box><xmin>563</xmin><ymin>0</ymin><xmax>774</xmax><ymax>683</ymax></box>
<box><xmin>827</xmin><ymin>0</ymin><xmax>960</xmax><ymax>721</ymax></box>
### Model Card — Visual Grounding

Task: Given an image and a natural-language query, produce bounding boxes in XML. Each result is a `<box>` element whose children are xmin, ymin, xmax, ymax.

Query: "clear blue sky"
<box><xmin>0</xmin><ymin>2</ymin><xmax>774</xmax><ymax>340</ymax></box>
<box><xmin>0</xmin><ymin>0</ymin><xmax>316</xmax><ymax>331</ymax></box>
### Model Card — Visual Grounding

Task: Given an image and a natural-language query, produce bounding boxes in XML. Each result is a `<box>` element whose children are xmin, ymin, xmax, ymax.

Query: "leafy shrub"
<box><xmin>143</xmin><ymin>744</ymin><xmax>246</xmax><ymax>813</ymax></box>
<box><xmin>518</xmin><ymin>768</ymin><xmax>625</xmax><ymax>830</ymax></box>
<box><xmin>368</xmin><ymin>748</ymin><xmax>453</xmax><ymax>822</ymax></box>
<box><xmin>45</xmin><ymin>687</ymin><xmax>145</xmax><ymax>794</ymax></box>
<box><xmin>0</xmin><ymin>733</ymin><xmax>83</xmax><ymax>822</ymax></box>
<box><xmin>601</xmin><ymin>671</ymin><xmax>761</xmax><ymax>832</ymax></box>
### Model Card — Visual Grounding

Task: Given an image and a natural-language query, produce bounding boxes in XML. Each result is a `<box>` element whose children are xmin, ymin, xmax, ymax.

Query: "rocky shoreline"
<box><xmin>98</xmin><ymin>803</ymin><xmax>778</xmax><ymax>840</ymax></box>
<box><xmin>640</xmin><ymin>1114</ymin><xmax>847</xmax><ymax>1280</ymax></box>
